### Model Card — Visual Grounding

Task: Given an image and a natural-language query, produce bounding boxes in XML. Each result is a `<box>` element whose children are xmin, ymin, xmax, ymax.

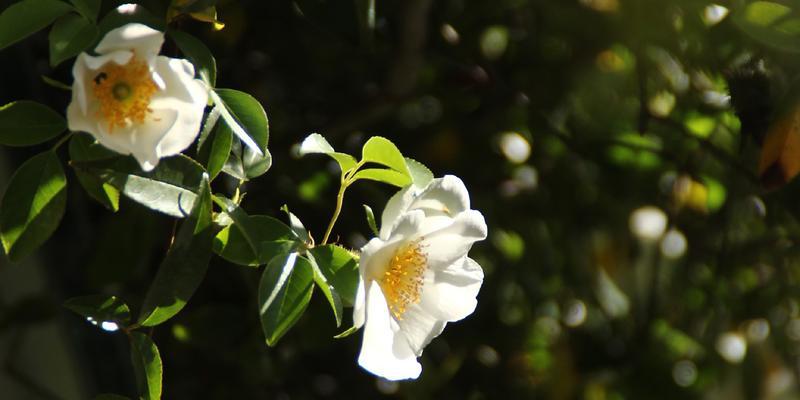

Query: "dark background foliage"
<box><xmin>3</xmin><ymin>0</ymin><xmax>800</xmax><ymax>398</ymax></box>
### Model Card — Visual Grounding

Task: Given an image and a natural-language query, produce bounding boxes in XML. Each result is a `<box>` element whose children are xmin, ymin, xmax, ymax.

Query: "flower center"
<box><xmin>91</xmin><ymin>55</ymin><xmax>158</xmax><ymax>131</ymax></box>
<box><xmin>379</xmin><ymin>239</ymin><xmax>428</xmax><ymax>319</ymax></box>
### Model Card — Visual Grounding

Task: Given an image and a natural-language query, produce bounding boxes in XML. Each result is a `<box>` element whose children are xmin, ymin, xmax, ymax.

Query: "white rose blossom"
<box><xmin>353</xmin><ymin>175</ymin><xmax>488</xmax><ymax>380</ymax></box>
<box><xmin>67</xmin><ymin>23</ymin><xmax>208</xmax><ymax>171</ymax></box>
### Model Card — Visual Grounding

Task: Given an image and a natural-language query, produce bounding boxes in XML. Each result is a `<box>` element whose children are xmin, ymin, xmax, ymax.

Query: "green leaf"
<box><xmin>298</xmin><ymin>133</ymin><xmax>358</xmax><ymax>174</ymax></box>
<box><xmin>307</xmin><ymin>245</ymin><xmax>359</xmax><ymax>307</ymax></box>
<box><xmin>333</xmin><ymin>324</ymin><xmax>359</xmax><ymax>339</ymax></box>
<box><xmin>72</xmin><ymin>155</ymin><xmax>206</xmax><ymax>218</ymax></box>
<box><xmin>64</xmin><ymin>295</ymin><xmax>131</xmax><ymax>327</ymax></box>
<box><xmin>352</xmin><ymin>168</ymin><xmax>412</xmax><ymax>187</ymax></box>
<box><xmin>69</xmin><ymin>0</ymin><xmax>101</xmax><ymax>21</ymax></box>
<box><xmin>210</xmin><ymin>88</ymin><xmax>269</xmax><ymax>157</ymax></box>
<box><xmin>0</xmin><ymin>101</ymin><xmax>67</xmax><ymax>147</ymax></box>
<box><xmin>213</xmin><ymin>214</ymin><xmax>300</xmax><ymax>267</ymax></box>
<box><xmin>0</xmin><ymin>0</ymin><xmax>73</xmax><ymax>51</ymax></box>
<box><xmin>138</xmin><ymin>177</ymin><xmax>216</xmax><ymax>327</ymax></box>
<box><xmin>0</xmin><ymin>151</ymin><xmax>67</xmax><ymax>262</ymax></box>
<box><xmin>129</xmin><ymin>332</ymin><xmax>162</xmax><ymax>400</ymax></box>
<box><xmin>280</xmin><ymin>204</ymin><xmax>309</xmax><ymax>242</ymax></box>
<box><xmin>49</xmin><ymin>13</ymin><xmax>97</xmax><ymax>67</ymax></box>
<box><xmin>733</xmin><ymin>1</ymin><xmax>800</xmax><ymax>53</ymax></box>
<box><xmin>361</xmin><ymin>136</ymin><xmax>409</xmax><ymax>176</ymax></box>
<box><xmin>169</xmin><ymin>29</ymin><xmax>217</xmax><ymax>87</ymax></box>
<box><xmin>259</xmin><ymin>251</ymin><xmax>315</xmax><ymax>346</ymax></box>
<box><xmin>306</xmin><ymin>250</ymin><xmax>343</xmax><ymax>327</ymax></box>
<box><xmin>405</xmin><ymin>157</ymin><xmax>433</xmax><ymax>189</ymax></box>
<box><xmin>41</xmin><ymin>75</ymin><xmax>73</xmax><ymax>91</ymax></box>
<box><xmin>197</xmin><ymin>117</ymin><xmax>232</xmax><ymax>181</ymax></box>
<box><xmin>97</xmin><ymin>4</ymin><xmax>163</xmax><ymax>37</ymax></box>
<box><xmin>363</xmin><ymin>204</ymin><xmax>378</xmax><ymax>236</ymax></box>
<box><xmin>69</xmin><ymin>133</ymin><xmax>120</xmax><ymax>211</ymax></box>
<box><xmin>242</xmin><ymin>146</ymin><xmax>272</xmax><ymax>179</ymax></box>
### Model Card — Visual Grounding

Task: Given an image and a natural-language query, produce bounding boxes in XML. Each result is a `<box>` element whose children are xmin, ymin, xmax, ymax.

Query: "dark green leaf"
<box><xmin>306</xmin><ymin>250</ymin><xmax>343</xmax><ymax>326</ymax></box>
<box><xmin>0</xmin><ymin>0</ymin><xmax>73</xmax><ymax>51</ymax></box>
<box><xmin>308</xmin><ymin>245</ymin><xmax>359</xmax><ymax>307</ymax></box>
<box><xmin>243</xmin><ymin>146</ymin><xmax>272</xmax><ymax>179</ymax></box>
<box><xmin>129</xmin><ymin>332</ymin><xmax>162</xmax><ymax>400</ymax></box>
<box><xmin>0</xmin><ymin>101</ymin><xmax>67</xmax><ymax>147</ymax></box>
<box><xmin>0</xmin><ymin>151</ymin><xmax>67</xmax><ymax>262</ymax></box>
<box><xmin>169</xmin><ymin>29</ymin><xmax>217</xmax><ymax>86</ymax></box>
<box><xmin>221</xmin><ymin>139</ymin><xmax>245</xmax><ymax>180</ymax></box>
<box><xmin>97</xmin><ymin>4</ymin><xmax>163</xmax><ymax>37</ymax></box>
<box><xmin>69</xmin><ymin>134</ymin><xmax>120</xmax><ymax>211</ymax></box>
<box><xmin>138</xmin><ymin>177</ymin><xmax>216</xmax><ymax>327</ymax></box>
<box><xmin>352</xmin><ymin>168</ymin><xmax>412</xmax><ymax>187</ymax></box>
<box><xmin>69</xmin><ymin>0</ymin><xmax>101</xmax><ymax>21</ymax></box>
<box><xmin>361</xmin><ymin>136</ymin><xmax>409</xmax><ymax>176</ymax></box>
<box><xmin>258</xmin><ymin>251</ymin><xmax>314</xmax><ymax>346</ymax></box>
<box><xmin>213</xmin><ymin>214</ymin><xmax>300</xmax><ymax>267</ymax></box>
<box><xmin>197</xmin><ymin>117</ymin><xmax>232</xmax><ymax>181</ymax></box>
<box><xmin>64</xmin><ymin>295</ymin><xmax>131</xmax><ymax>327</ymax></box>
<box><xmin>49</xmin><ymin>13</ymin><xmax>97</xmax><ymax>67</ymax></box>
<box><xmin>72</xmin><ymin>155</ymin><xmax>205</xmax><ymax>218</ymax></box>
<box><xmin>280</xmin><ymin>204</ymin><xmax>309</xmax><ymax>242</ymax></box>
<box><xmin>363</xmin><ymin>204</ymin><xmax>378</xmax><ymax>236</ymax></box>
<box><xmin>211</xmin><ymin>88</ymin><xmax>269</xmax><ymax>156</ymax></box>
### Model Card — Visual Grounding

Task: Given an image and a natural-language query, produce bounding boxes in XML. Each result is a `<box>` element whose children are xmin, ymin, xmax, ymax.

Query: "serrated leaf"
<box><xmin>0</xmin><ymin>101</ymin><xmax>67</xmax><ymax>147</ymax></box>
<box><xmin>69</xmin><ymin>134</ymin><xmax>120</xmax><ymax>211</ymax></box>
<box><xmin>0</xmin><ymin>0</ymin><xmax>73</xmax><ymax>51</ymax></box>
<box><xmin>72</xmin><ymin>155</ymin><xmax>205</xmax><ymax>218</ymax></box>
<box><xmin>306</xmin><ymin>250</ymin><xmax>343</xmax><ymax>327</ymax></box>
<box><xmin>64</xmin><ymin>295</ymin><xmax>131</xmax><ymax>326</ymax></box>
<box><xmin>405</xmin><ymin>157</ymin><xmax>433</xmax><ymax>189</ymax></box>
<box><xmin>210</xmin><ymin>88</ymin><xmax>268</xmax><ymax>157</ymax></box>
<box><xmin>298</xmin><ymin>133</ymin><xmax>358</xmax><ymax>174</ymax></box>
<box><xmin>352</xmin><ymin>168</ymin><xmax>412</xmax><ymax>187</ymax></box>
<box><xmin>363</xmin><ymin>204</ymin><xmax>378</xmax><ymax>236</ymax></box>
<box><xmin>49</xmin><ymin>13</ymin><xmax>97</xmax><ymax>67</ymax></box>
<box><xmin>308</xmin><ymin>245</ymin><xmax>359</xmax><ymax>307</ymax></box>
<box><xmin>169</xmin><ymin>29</ymin><xmax>217</xmax><ymax>86</ymax></box>
<box><xmin>69</xmin><ymin>0</ymin><xmax>101</xmax><ymax>21</ymax></box>
<box><xmin>361</xmin><ymin>136</ymin><xmax>409</xmax><ymax>176</ymax></box>
<box><xmin>0</xmin><ymin>151</ymin><xmax>67</xmax><ymax>262</ymax></box>
<box><xmin>129</xmin><ymin>332</ymin><xmax>162</xmax><ymax>400</ymax></box>
<box><xmin>138</xmin><ymin>177</ymin><xmax>216</xmax><ymax>327</ymax></box>
<box><xmin>259</xmin><ymin>251</ymin><xmax>314</xmax><ymax>346</ymax></box>
<box><xmin>213</xmin><ymin>214</ymin><xmax>300</xmax><ymax>267</ymax></box>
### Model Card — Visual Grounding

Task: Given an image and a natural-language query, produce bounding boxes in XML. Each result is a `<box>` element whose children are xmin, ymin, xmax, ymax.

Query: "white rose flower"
<box><xmin>67</xmin><ymin>23</ymin><xmax>208</xmax><ymax>171</ymax></box>
<box><xmin>353</xmin><ymin>175</ymin><xmax>488</xmax><ymax>380</ymax></box>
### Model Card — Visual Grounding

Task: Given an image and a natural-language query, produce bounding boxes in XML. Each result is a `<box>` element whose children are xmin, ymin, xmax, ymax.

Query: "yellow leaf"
<box><xmin>758</xmin><ymin>105</ymin><xmax>800</xmax><ymax>188</ymax></box>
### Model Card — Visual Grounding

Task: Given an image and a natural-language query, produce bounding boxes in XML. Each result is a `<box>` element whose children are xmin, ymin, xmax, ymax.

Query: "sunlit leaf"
<box><xmin>213</xmin><ymin>214</ymin><xmax>300</xmax><ymax>267</ymax></box>
<box><xmin>299</xmin><ymin>133</ymin><xmax>358</xmax><ymax>174</ymax></box>
<box><xmin>352</xmin><ymin>168</ymin><xmax>412</xmax><ymax>187</ymax></box>
<box><xmin>361</xmin><ymin>136</ymin><xmax>410</xmax><ymax>176</ymax></box>
<box><xmin>129</xmin><ymin>332</ymin><xmax>162</xmax><ymax>400</ymax></box>
<box><xmin>0</xmin><ymin>151</ymin><xmax>66</xmax><ymax>262</ymax></box>
<box><xmin>210</xmin><ymin>88</ymin><xmax>268</xmax><ymax>158</ymax></box>
<box><xmin>64</xmin><ymin>295</ymin><xmax>131</xmax><ymax>327</ymax></box>
<box><xmin>363</xmin><ymin>204</ymin><xmax>378</xmax><ymax>236</ymax></box>
<box><xmin>259</xmin><ymin>251</ymin><xmax>314</xmax><ymax>346</ymax></box>
<box><xmin>306</xmin><ymin>251</ymin><xmax>343</xmax><ymax>327</ymax></box>
<box><xmin>307</xmin><ymin>245</ymin><xmax>359</xmax><ymax>307</ymax></box>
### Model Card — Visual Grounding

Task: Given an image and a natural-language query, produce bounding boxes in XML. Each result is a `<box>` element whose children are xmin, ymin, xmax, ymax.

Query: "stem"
<box><xmin>321</xmin><ymin>181</ymin><xmax>348</xmax><ymax>245</ymax></box>
<box><xmin>51</xmin><ymin>132</ymin><xmax>74</xmax><ymax>151</ymax></box>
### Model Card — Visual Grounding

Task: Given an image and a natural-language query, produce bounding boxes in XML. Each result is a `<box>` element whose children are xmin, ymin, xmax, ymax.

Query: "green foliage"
<box><xmin>360</xmin><ymin>136</ymin><xmax>410</xmax><ymax>177</ymax></box>
<box><xmin>129</xmin><ymin>332</ymin><xmax>163</xmax><ymax>400</ymax></box>
<box><xmin>210</xmin><ymin>89</ymin><xmax>269</xmax><ymax>158</ymax></box>
<box><xmin>0</xmin><ymin>101</ymin><xmax>66</xmax><ymax>147</ymax></box>
<box><xmin>64</xmin><ymin>295</ymin><xmax>132</xmax><ymax>327</ymax></box>
<box><xmin>73</xmin><ymin>155</ymin><xmax>206</xmax><ymax>218</ymax></box>
<box><xmin>307</xmin><ymin>245</ymin><xmax>359</xmax><ymax>307</ymax></box>
<box><xmin>69</xmin><ymin>134</ymin><xmax>120</xmax><ymax>211</ymax></box>
<box><xmin>298</xmin><ymin>133</ymin><xmax>358</xmax><ymax>175</ymax></box>
<box><xmin>733</xmin><ymin>1</ymin><xmax>800</xmax><ymax>53</ymax></box>
<box><xmin>258</xmin><ymin>251</ymin><xmax>315</xmax><ymax>346</ymax></box>
<box><xmin>196</xmin><ymin>116</ymin><xmax>232</xmax><ymax>180</ymax></box>
<box><xmin>213</xmin><ymin>213</ymin><xmax>300</xmax><ymax>266</ymax></box>
<box><xmin>0</xmin><ymin>0</ymin><xmax>72</xmax><ymax>51</ymax></box>
<box><xmin>363</xmin><ymin>204</ymin><xmax>378</xmax><ymax>236</ymax></box>
<box><xmin>169</xmin><ymin>29</ymin><xmax>217</xmax><ymax>86</ymax></box>
<box><xmin>48</xmin><ymin>12</ymin><xmax>97</xmax><ymax>67</ymax></box>
<box><xmin>138</xmin><ymin>177</ymin><xmax>216</xmax><ymax>327</ymax></box>
<box><xmin>69</xmin><ymin>0</ymin><xmax>101</xmax><ymax>21</ymax></box>
<box><xmin>0</xmin><ymin>151</ymin><xmax>66</xmax><ymax>262</ymax></box>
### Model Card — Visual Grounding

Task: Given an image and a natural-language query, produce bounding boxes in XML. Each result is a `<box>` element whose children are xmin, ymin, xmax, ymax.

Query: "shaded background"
<box><xmin>3</xmin><ymin>0</ymin><xmax>800</xmax><ymax>398</ymax></box>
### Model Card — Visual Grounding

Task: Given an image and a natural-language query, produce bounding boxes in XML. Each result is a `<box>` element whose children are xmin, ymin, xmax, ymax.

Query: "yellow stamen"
<box><xmin>379</xmin><ymin>239</ymin><xmax>428</xmax><ymax>319</ymax></box>
<box><xmin>91</xmin><ymin>54</ymin><xmax>158</xmax><ymax>131</ymax></box>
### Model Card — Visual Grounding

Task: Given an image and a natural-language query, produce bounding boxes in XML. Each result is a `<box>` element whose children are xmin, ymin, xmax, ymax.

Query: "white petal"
<box><xmin>361</xmin><ymin>211</ymin><xmax>426</xmax><ymax>280</ymax></box>
<box><xmin>379</xmin><ymin>185</ymin><xmax>416</xmax><ymax>239</ymax></box>
<box><xmin>83</xmin><ymin>50</ymin><xmax>133</xmax><ymax>70</ymax></box>
<box><xmin>66</xmin><ymin>99</ymin><xmax>95</xmax><ymax>134</ymax></box>
<box><xmin>422</xmin><ymin>210</ymin><xmax>487</xmax><ymax>270</ymax></box>
<box><xmin>419</xmin><ymin>257</ymin><xmax>484</xmax><ymax>322</ymax></box>
<box><xmin>358</xmin><ymin>282</ymin><xmax>422</xmax><ymax>380</ymax></box>
<box><xmin>353</xmin><ymin>278</ymin><xmax>366</xmax><ymax>329</ymax></box>
<box><xmin>95</xmin><ymin>23</ymin><xmax>163</xmax><ymax>59</ymax></box>
<box><xmin>70</xmin><ymin>53</ymin><xmax>91</xmax><ymax>114</ymax></box>
<box><xmin>397</xmin><ymin>302</ymin><xmax>447</xmax><ymax>356</ymax></box>
<box><xmin>409</xmin><ymin>175</ymin><xmax>470</xmax><ymax>217</ymax></box>
<box><xmin>149</xmin><ymin>57</ymin><xmax>208</xmax><ymax>157</ymax></box>
<box><xmin>90</xmin><ymin>108</ymin><xmax>178</xmax><ymax>171</ymax></box>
